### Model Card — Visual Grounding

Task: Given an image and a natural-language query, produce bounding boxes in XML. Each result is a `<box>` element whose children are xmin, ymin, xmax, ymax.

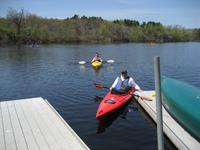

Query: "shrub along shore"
<box><xmin>0</xmin><ymin>9</ymin><xmax>200</xmax><ymax>45</ymax></box>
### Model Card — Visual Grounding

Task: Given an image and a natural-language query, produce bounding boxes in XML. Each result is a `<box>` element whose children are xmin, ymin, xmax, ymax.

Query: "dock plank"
<box><xmin>18</xmin><ymin>99</ymin><xmax>52</xmax><ymax>150</ymax></box>
<box><xmin>21</xmin><ymin>98</ymin><xmax>62</xmax><ymax>150</ymax></box>
<box><xmin>7</xmin><ymin>101</ymin><xmax>28</xmax><ymax>150</ymax></box>
<box><xmin>32</xmin><ymin>98</ymin><xmax>87</xmax><ymax>150</ymax></box>
<box><xmin>43</xmin><ymin>99</ymin><xmax>88</xmax><ymax>149</ymax></box>
<box><xmin>31</xmin><ymin>99</ymin><xmax>74</xmax><ymax>150</ymax></box>
<box><xmin>0</xmin><ymin>102</ymin><xmax>6</xmax><ymax>150</ymax></box>
<box><xmin>1</xmin><ymin>101</ymin><xmax>17</xmax><ymax>150</ymax></box>
<box><xmin>14</xmin><ymin>100</ymin><xmax>40</xmax><ymax>150</ymax></box>
<box><xmin>0</xmin><ymin>97</ymin><xmax>89</xmax><ymax>150</ymax></box>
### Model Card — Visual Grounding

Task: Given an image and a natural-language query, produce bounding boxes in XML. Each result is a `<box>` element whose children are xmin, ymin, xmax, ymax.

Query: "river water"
<box><xmin>0</xmin><ymin>42</ymin><xmax>200</xmax><ymax>149</ymax></box>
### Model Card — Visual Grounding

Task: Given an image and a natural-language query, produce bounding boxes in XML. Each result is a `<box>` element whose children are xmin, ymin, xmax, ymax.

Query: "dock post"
<box><xmin>154</xmin><ymin>56</ymin><xmax>164</xmax><ymax>150</ymax></box>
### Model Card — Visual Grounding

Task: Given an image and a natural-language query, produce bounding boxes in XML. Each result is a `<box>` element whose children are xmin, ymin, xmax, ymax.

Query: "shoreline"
<box><xmin>1</xmin><ymin>41</ymin><xmax>200</xmax><ymax>47</ymax></box>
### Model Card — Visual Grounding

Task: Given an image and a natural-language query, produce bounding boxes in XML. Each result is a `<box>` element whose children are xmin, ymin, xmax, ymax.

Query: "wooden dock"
<box><xmin>135</xmin><ymin>91</ymin><xmax>200</xmax><ymax>150</ymax></box>
<box><xmin>0</xmin><ymin>97</ymin><xmax>89</xmax><ymax>150</ymax></box>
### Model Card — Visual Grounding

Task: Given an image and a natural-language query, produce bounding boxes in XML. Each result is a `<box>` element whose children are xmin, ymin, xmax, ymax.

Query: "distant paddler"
<box><xmin>78</xmin><ymin>52</ymin><xmax>114</xmax><ymax>65</ymax></box>
<box><xmin>91</xmin><ymin>52</ymin><xmax>103</xmax><ymax>69</ymax></box>
<box><xmin>91</xmin><ymin>52</ymin><xmax>103</xmax><ymax>63</ymax></box>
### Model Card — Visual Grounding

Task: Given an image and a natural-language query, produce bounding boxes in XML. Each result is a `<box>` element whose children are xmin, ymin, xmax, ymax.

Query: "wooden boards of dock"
<box><xmin>135</xmin><ymin>91</ymin><xmax>200</xmax><ymax>150</ymax></box>
<box><xmin>0</xmin><ymin>97</ymin><xmax>89</xmax><ymax>150</ymax></box>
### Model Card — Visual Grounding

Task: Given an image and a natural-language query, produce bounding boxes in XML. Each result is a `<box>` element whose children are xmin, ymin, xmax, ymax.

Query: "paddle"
<box><xmin>94</xmin><ymin>83</ymin><xmax>153</xmax><ymax>101</ymax></box>
<box><xmin>78</xmin><ymin>61</ymin><xmax>86</xmax><ymax>65</ymax></box>
<box><xmin>94</xmin><ymin>83</ymin><xmax>110</xmax><ymax>89</ymax></box>
<box><xmin>106</xmin><ymin>60</ymin><xmax>115</xmax><ymax>63</ymax></box>
<box><xmin>79</xmin><ymin>59</ymin><xmax>114</xmax><ymax>65</ymax></box>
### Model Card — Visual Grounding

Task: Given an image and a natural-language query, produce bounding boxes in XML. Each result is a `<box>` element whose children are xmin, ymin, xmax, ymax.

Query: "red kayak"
<box><xmin>96</xmin><ymin>89</ymin><xmax>134</xmax><ymax>120</ymax></box>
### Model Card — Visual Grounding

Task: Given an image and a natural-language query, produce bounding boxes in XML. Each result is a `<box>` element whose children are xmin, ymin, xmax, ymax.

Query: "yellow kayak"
<box><xmin>91</xmin><ymin>61</ymin><xmax>102</xmax><ymax>69</ymax></box>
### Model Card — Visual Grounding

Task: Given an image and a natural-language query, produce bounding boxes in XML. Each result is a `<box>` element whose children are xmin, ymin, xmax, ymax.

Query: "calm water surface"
<box><xmin>1</xmin><ymin>43</ymin><xmax>200</xmax><ymax>149</ymax></box>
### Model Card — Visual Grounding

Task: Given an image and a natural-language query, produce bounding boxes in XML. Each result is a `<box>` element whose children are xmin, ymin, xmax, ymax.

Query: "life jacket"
<box><xmin>115</xmin><ymin>76</ymin><xmax>130</xmax><ymax>90</ymax></box>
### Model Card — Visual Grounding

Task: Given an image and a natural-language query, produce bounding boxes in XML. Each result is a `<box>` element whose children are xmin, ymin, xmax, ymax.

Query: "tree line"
<box><xmin>0</xmin><ymin>8</ymin><xmax>200</xmax><ymax>45</ymax></box>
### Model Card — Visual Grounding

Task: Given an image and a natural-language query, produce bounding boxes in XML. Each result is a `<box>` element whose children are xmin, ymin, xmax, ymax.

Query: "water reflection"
<box><xmin>79</xmin><ymin>65</ymin><xmax>86</xmax><ymax>72</ymax></box>
<box><xmin>92</xmin><ymin>67</ymin><xmax>101</xmax><ymax>76</ymax></box>
<box><xmin>106</xmin><ymin>65</ymin><xmax>114</xmax><ymax>73</ymax></box>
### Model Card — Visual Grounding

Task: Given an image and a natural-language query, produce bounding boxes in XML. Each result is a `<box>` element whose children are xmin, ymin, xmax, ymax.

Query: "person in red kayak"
<box><xmin>110</xmin><ymin>70</ymin><xmax>142</xmax><ymax>94</ymax></box>
<box><xmin>91</xmin><ymin>52</ymin><xmax>103</xmax><ymax>63</ymax></box>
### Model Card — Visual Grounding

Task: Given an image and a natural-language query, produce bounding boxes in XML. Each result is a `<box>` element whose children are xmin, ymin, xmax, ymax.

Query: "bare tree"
<box><xmin>7</xmin><ymin>8</ymin><xmax>25</xmax><ymax>39</ymax></box>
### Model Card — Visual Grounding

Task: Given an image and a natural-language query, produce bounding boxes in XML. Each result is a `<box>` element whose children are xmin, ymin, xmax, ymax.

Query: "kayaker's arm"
<box><xmin>129</xmin><ymin>78</ymin><xmax>142</xmax><ymax>91</ymax></box>
<box><xmin>139</xmin><ymin>95</ymin><xmax>153</xmax><ymax>101</ymax></box>
<box><xmin>110</xmin><ymin>77</ymin><xmax>119</xmax><ymax>89</ymax></box>
<box><xmin>134</xmin><ymin>91</ymin><xmax>153</xmax><ymax>101</ymax></box>
<box><xmin>91</xmin><ymin>58</ymin><xmax>95</xmax><ymax>63</ymax></box>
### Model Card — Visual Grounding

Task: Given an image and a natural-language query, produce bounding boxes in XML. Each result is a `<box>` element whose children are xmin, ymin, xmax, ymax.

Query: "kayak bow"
<box><xmin>91</xmin><ymin>61</ymin><xmax>102</xmax><ymax>69</ymax></box>
<box><xmin>96</xmin><ymin>89</ymin><xmax>134</xmax><ymax>120</ymax></box>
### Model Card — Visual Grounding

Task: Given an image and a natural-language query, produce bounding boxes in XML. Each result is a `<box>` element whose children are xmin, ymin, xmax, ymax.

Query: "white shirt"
<box><xmin>111</xmin><ymin>75</ymin><xmax>141</xmax><ymax>90</ymax></box>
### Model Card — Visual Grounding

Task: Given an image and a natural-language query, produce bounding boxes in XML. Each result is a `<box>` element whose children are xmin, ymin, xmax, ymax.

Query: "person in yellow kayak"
<box><xmin>110</xmin><ymin>70</ymin><xmax>143</xmax><ymax>94</ymax></box>
<box><xmin>91</xmin><ymin>52</ymin><xmax>103</xmax><ymax>63</ymax></box>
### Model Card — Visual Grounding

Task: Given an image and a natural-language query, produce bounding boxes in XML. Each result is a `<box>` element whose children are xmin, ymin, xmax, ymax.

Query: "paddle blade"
<box><xmin>107</xmin><ymin>60</ymin><xmax>114</xmax><ymax>63</ymax></box>
<box><xmin>94</xmin><ymin>83</ymin><xmax>104</xmax><ymax>88</ymax></box>
<box><xmin>94</xmin><ymin>83</ymin><xmax>110</xmax><ymax>89</ymax></box>
<box><xmin>79</xmin><ymin>61</ymin><xmax>86</xmax><ymax>65</ymax></box>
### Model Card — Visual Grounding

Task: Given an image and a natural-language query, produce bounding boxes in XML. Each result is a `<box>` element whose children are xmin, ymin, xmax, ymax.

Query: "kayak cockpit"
<box><xmin>104</xmin><ymin>99</ymin><xmax>116</xmax><ymax>104</ymax></box>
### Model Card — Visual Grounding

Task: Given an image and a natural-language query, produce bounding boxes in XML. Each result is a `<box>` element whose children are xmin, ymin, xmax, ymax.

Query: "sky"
<box><xmin>0</xmin><ymin>0</ymin><xmax>200</xmax><ymax>28</ymax></box>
